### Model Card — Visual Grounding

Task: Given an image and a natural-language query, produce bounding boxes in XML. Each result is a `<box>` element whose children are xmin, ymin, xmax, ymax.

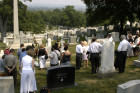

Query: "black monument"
<box><xmin>47</xmin><ymin>65</ymin><xmax>76</xmax><ymax>89</ymax></box>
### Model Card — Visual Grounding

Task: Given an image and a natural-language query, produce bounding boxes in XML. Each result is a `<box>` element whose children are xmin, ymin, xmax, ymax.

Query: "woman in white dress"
<box><xmin>20</xmin><ymin>49</ymin><xmax>37</xmax><ymax>93</ymax></box>
<box><xmin>82</xmin><ymin>41</ymin><xmax>89</xmax><ymax>67</ymax></box>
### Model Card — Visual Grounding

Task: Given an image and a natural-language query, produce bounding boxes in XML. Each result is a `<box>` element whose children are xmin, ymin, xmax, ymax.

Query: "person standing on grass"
<box><xmin>4</xmin><ymin>49</ymin><xmax>18</xmax><ymax>87</ymax></box>
<box><xmin>38</xmin><ymin>44</ymin><xmax>48</xmax><ymax>70</ymax></box>
<box><xmin>20</xmin><ymin>49</ymin><xmax>37</xmax><ymax>93</ymax></box>
<box><xmin>87</xmin><ymin>38</ymin><xmax>102</xmax><ymax>74</ymax></box>
<box><xmin>60</xmin><ymin>45</ymin><xmax>71</xmax><ymax>65</ymax></box>
<box><xmin>117</xmin><ymin>35</ymin><xmax>132</xmax><ymax>73</ymax></box>
<box><xmin>82</xmin><ymin>41</ymin><xmax>89</xmax><ymax>67</ymax></box>
<box><xmin>32</xmin><ymin>40</ymin><xmax>39</xmax><ymax>59</ymax></box>
<box><xmin>49</xmin><ymin>45</ymin><xmax>60</xmax><ymax>66</ymax></box>
<box><xmin>17</xmin><ymin>44</ymin><xmax>24</xmax><ymax>59</ymax></box>
<box><xmin>76</xmin><ymin>41</ymin><xmax>83</xmax><ymax>70</ymax></box>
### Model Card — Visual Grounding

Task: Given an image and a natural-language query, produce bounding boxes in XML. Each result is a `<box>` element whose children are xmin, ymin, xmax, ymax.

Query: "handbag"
<box><xmin>40</xmin><ymin>86</ymin><xmax>50</xmax><ymax>93</ymax></box>
<box><xmin>45</xmin><ymin>54</ymin><xmax>48</xmax><ymax>60</ymax></box>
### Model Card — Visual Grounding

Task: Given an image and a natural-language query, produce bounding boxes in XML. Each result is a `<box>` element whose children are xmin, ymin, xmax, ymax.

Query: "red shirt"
<box><xmin>4</xmin><ymin>49</ymin><xmax>10</xmax><ymax>55</ymax></box>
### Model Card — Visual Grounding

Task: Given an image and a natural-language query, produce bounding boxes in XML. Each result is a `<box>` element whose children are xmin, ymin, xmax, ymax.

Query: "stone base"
<box><xmin>10</xmin><ymin>43</ymin><xmax>32</xmax><ymax>49</ymax></box>
<box><xmin>49</xmin><ymin>82</ymin><xmax>78</xmax><ymax>90</ymax></box>
<box><xmin>97</xmin><ymin>71</ymin><xmax>117</xmax><ymax>78</ymax></box>
<box><xmin>133</xmin><ymin>60</ymin><xmax>140</xmax><ymax>67</ymax></box>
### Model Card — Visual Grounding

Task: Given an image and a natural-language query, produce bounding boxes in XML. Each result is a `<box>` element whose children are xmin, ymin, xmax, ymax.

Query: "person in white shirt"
<box><xmin>87</xmin><ymin>38</ymin><xmax>102</xmax><ymax>74</ymax></box>
<box><xmin>49</xmin><ymin>45</ymin><xmax>60</xmax><ymax>66</ymax></box>
<box><xmin>117</xmin><ymin>35</ymin><xmax>132</xmax><ymax>73</ymax></box>
<box><xmin>76</xmin><ymin>41</ymin><xmax>83</xmax><ymax>70</ymax></box>
<box><xmin>107</xmin><ymin>33</ymin><xmax>113</xmax><ymax>42</ymax></box>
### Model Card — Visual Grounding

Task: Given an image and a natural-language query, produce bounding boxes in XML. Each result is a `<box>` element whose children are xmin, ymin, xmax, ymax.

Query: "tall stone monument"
<box><xmin>11</xmin><ymin>0</ymin><xmax>20</xmax><ymax>49</ymax></box>
<box><xmin>98</xmin><ymin>41</ymin><xmax>116</xmax><ymax>77</ymax></box>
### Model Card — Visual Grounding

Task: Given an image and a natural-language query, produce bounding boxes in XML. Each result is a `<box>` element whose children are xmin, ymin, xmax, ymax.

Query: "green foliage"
<box><xmin>61</xmin><ymin>6</ymin><xmax>86</xmax><ymax>28</ymax></box>
<box><xmin>48</xmin><ymin>24</ymin><xmax>53</xmax><ymax>30</ymax></box>
<box><xmin>83</xmin><ymin>0</ymin><xmax>140</xmax><ymax>33</ymax></box>
<box><xmin>19</xmin><ymin>11</ymin><xmax>46</xmax><ymax>33</ymax></box>
<box><xmin>39</xmin><ymin>6</ymin><xmax>86</xmax><ymax>28</ymax></box>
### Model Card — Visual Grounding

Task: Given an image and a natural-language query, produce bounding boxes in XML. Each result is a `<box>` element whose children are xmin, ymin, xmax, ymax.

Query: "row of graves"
<box><xmin>2</xmin><ymin>31</ymin><xmax>45</xmax><ymax>49</ymax></box>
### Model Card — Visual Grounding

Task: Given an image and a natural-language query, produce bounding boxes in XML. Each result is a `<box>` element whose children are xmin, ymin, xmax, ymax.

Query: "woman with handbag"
<box><xmin>60</xmin><ymin>46</ymin><xmax>71</xmax><ymax>65</ymax></box>
<box><xmin>38</xmin><ymin>44</ymin><xmax>48</xmax><ymax>70</ymax></box>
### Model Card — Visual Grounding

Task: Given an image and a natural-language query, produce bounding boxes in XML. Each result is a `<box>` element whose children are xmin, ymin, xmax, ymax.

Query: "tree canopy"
<box><xmin>83</xmin><ymin>0</ymin><xmax>140</xmax><ymax>34</ymax></box>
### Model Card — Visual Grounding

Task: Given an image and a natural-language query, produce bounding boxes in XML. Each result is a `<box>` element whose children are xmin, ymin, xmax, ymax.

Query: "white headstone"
<box><xmin>99</xmin><ymin>41</ymin><xmax>116</xmax><ymax>74</ymax></box>
<box><xmin>111</xmin><ymin>32</ymin><xmax>120</xmax><ymax>42</ymax></box>
<box><xmin>0</xmin><ymin>76</ymin><xmax>15</xmax><ymax>93</ymax></box>
<box><xmin>60</xmin><ymin>39</ymin><xmax>65</xmax><ymax>52</ymax></box>
<box><xmin>117</xmin><ymin>80</ymin><xmax>140</xmax><ymax>93</ymax></box>
<box><xmin>47</xmin><ymin>38</ymin><xmax>51</xmax><ymax>46</ymax></box>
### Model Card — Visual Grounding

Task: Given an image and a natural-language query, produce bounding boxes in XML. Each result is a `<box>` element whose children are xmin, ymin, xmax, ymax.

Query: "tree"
<box><xmin>82</xmin><ymin>0</ymin><xmax>140</xmax><ymax>34</ymax></box>
<box><xmin>61</xmin><ymin>6</ymin><xmax>86</xmax><ymax>28</ymax></box>
<box><xmin>0</xmin><ymin>0</ymin><xmax>12</xmax><ymax>40</ymax></box>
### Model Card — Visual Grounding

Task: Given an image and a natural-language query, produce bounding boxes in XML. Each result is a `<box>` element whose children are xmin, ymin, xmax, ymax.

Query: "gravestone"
<box><xmin>117</xmin><ymin>80</ymin><xmax>140</xmax><ymax>93</ymax></box>
<box><xmin>20</xmin><ymin>37</ymin><xmax>28</xmax><ymax>44</ymax></box>
<box><xmin>96</xmin><ymin>33</ymin><xmax>104</xmax><ymax>39</ymax></box>
<box><xmin>98</xmin><ymin>41</ymin><xmax>116</xmax><ymax>77</ymax></box>
<box><xmin>60</xmin><ymin>38</ymin><xmax>65</xmax><ymax>52</ymax></box>
<box><xmin>47</xmin><ymin>34</ymin><xmax>53</xmax><ymax>40</ymax></box>
<box><xmin>133</xmin><ymin>55</ymin><xmax>140</xmax><ymax>67</ymax></box>
<box><xmin>47</xmin><ymin>38</ymin><xmax>51</xmax><ymax>46</ymax></box>
<box><xmin>3</xmin><ymin>37</ymin><xmax>7</xmax><ymax>43</ymax></box>
<box><xmin>0</xmin><ymin>76</ymin><xmax>15</xmax><ymax>93</ymax></box>
<box><xmin>0</xmin><ymin>59</ymin><xmax>4</xmax><ymax>72</ymax></box>
<box><xmin>111</xmin><ymin>32</ymin><xmax>120</xmax><ymax>42</ymax></box>
<box><xmin>87</xmin><ymin>37</ymin><xmax>92</xmax><ymax>45</ymax></box>
<box><xmin>87</xmin><ymin>29</ymin><xmax>96</xmax><ymax>36</ymax></box>
<box><xmin>98</xmin><ymin>26</ymin><xmax>104</xmax><ymax>31</ymax></box>
<box><xmin>6</xmin><ymin>37</ymin><xmax>14</xmax><ymax>46</ymax></box>
<box><xmin>28</xmin><ymin>37</ymin><xmax>34</xmax><ymax>43</ymax></box>
<box><xmin>45</xmin><ymin>46</ymin><xmax>51</xmax><ymax>67</ymax></box>
<box><xmin>108</xmin><ymin>25</ymin><xmax>114</xmax><ymax>30</ymax></box>
<box><xmin>69</xmin><ymin>36</ymin><xmax>77</xmax><ymax>44</ymax></box>
<box><xmin>47</xmin><ymin>65</ymin><xmax>76</xmax><ymax>89</ymax></box>
<box><xmin>76</xmin><ymin>31</ymin><xmax>80</xmax><ymax>35</ymax></box>
<box><xmin>77</xmin><ymin>37</ymin><xmax>80</xmax><ymax>43</ymax></box>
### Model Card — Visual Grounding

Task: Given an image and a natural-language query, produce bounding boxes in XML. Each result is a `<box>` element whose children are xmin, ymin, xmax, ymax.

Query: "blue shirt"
<box><xmin>19</xmin><ymin>51</ymin><xmax>27</xmax><ymax>67</ymax></box>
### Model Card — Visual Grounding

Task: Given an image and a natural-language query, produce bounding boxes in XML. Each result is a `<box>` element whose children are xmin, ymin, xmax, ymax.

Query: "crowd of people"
<box><xmin>0</xmin><ymin>30</ymin><xmax>140</xmax><ymax>92</ymax></box>
<box><xmin>76</xmin><ymin>31</ymin><xmax>140</xmax><ymax>74</ymax></box>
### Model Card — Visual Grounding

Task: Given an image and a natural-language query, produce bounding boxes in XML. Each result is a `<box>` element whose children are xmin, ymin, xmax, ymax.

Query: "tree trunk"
<box><xmin>130</xmin><ymin>21</ymin><xmax>132</xmax><ymax>32</ymax></box>
<box><xmin>120</xmin><ymin>20</ymin><xmax>124</xmax><ymax>35</ymax></box>
<box><xmin>0</xmin><ymin>17</ymin><xmax>8</xmax><ymax>41</ymax></box>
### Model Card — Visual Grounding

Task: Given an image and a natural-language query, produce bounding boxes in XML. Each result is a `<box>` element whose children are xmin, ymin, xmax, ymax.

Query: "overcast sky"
<box><xmin>21</xmin><ymin>0</ymin><xmax>85</xmax><ymax>6</ymax></box>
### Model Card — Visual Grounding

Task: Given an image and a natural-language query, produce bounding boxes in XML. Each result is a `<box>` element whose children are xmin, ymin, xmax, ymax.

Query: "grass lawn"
<box><xmin>0</xmin><ymin>41</ymin><xmax>139</xmax><ymax>93</ymax></box>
